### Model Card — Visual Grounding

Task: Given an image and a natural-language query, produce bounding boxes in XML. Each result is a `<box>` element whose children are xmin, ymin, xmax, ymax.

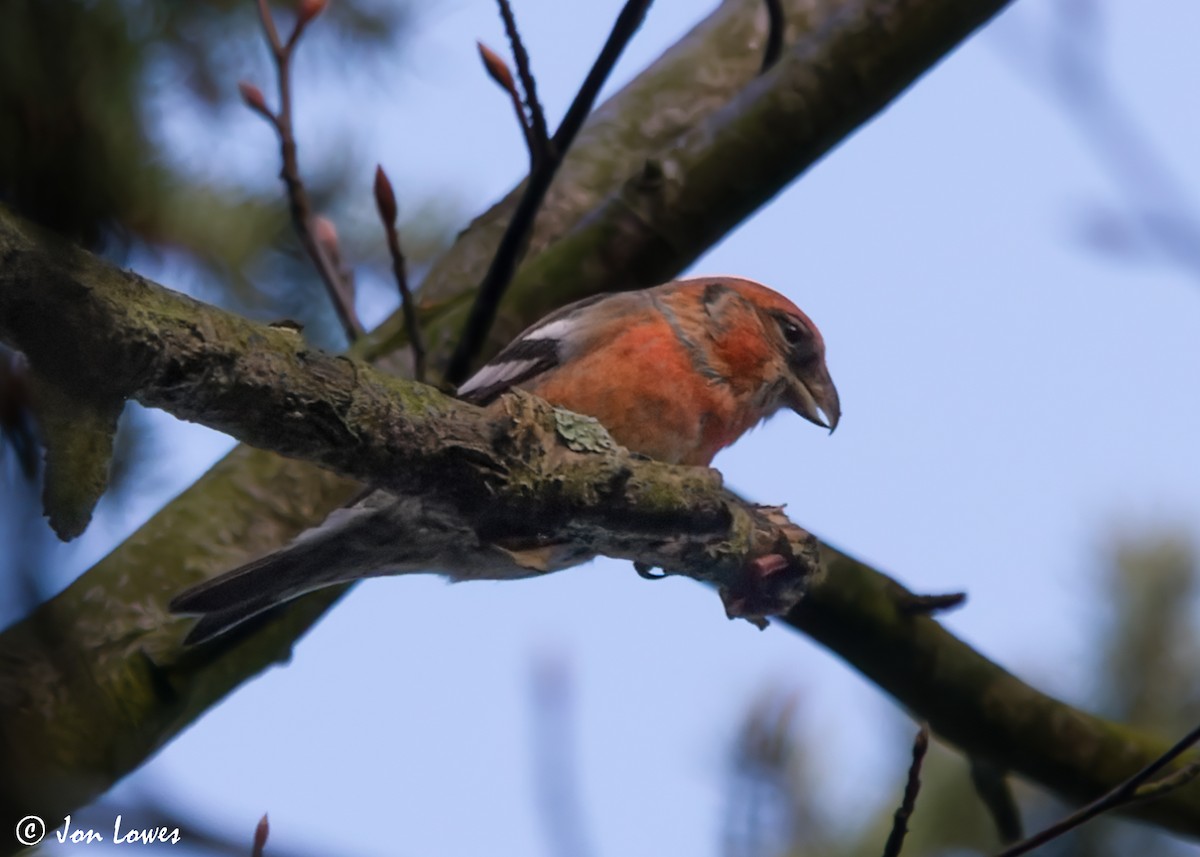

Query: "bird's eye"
<box><xmin>778</xmin><ymin>317</ymin><xmax>806</xmax><ymax>345</ymax></box>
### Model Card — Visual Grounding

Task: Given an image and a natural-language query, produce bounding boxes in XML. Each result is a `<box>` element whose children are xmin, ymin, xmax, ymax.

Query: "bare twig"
<box><xmin>969</xmin><ymin>758</ymin><xmax>1024</xmax><ymax>844</ymax></box>
<box><xmin>245</xmin><ymin>0</ymin><xmax>363</xmax><ymax>344</ymax></box>
<box><xmin>373</xmin><ymin>166</ymin><xmax>426</xmax><ymax>382</ymax></box>
<box><xmin>880</xmin><ymin>725</ymin><xmax>930</xmax><ymax>857</ymax></box>
<box><xmin>446</xmin><ymin>0</ymin><xmax>654</xmax><ymax>385</ymax></box>
<box><xmin>478</xmin><ymin>42</ymin><xmax>535</xmax><ymax>158</ymax></box>
<box><xmin>993</xmin><ymin>720</ymin><xmax>1200</xmax><ymax>857</ymax></box>
<box><xmin>496</xmin><ymin>0</ymin><xmax>551</xmax><ymax>166</ymax></box>
<box><xmin>760</xmin><ymin>0</ymin><xmax>785</xmax><ymax>74</ymax></box>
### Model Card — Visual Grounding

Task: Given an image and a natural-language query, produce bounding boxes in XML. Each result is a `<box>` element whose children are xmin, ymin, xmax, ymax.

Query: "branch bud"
<box><xmin>477</xmin><ymin>41</ymin><xmax>516</xmax><ymax>94</ymax></box>
<box><xmin>313</xmin><ymin>215</ymin><xmax>342</xmax><ymax>268</ymax></box>
<box><xmin>251</xmin><ymin>814</ymin><xmax>269</xmax><ymax>857</ymax></box>
<box><xmin>238</xmin><ymin>81</ymin><xmax>270</xmax><ymax>117</ymax></box>
<box><xmin>297</xmin><ymin>0</ymin><xmax>329</xmax><ymax>26</ymax></box>
<box><xmin>373</xmin><ymin>166</ymin><xmax>398</xmax><ymax>227</ymax></box>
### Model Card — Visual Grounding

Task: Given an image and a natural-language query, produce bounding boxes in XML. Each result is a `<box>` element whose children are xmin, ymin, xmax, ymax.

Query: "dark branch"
<box><xmin>496</xmin><ymin>0</ymin><xmax>551</xmax><ymax>166</ymax></box>
<box><xmin>760</xmin><ymin>0</ymin><xmax>785</xmax><ymax>73</ymax></box>
<box><xmin>248</xmin><ymin>0</ymin><xmax>363</xmax><ymax>344</ymax></box>
<box><xmin>445</xmin><ymin>0</ymin><xmax>654</xmax><ymax>385</ymax></box>
<box><xmin>993</xmin><ymin>719</ymin><xmax>1200</xmax><ymax>857</ymax></box>
<box><xmin>880</xmin><ymin>725</ymin><xmax>930</xmax><ymax>857</ymax></box>
<box><xmin>969</xmin><ymin>758</ymin><xmax>1024</xmax><ymax>844</ymax></box>
<box><xmin>373</xmin><ymin>166</ymin><xmax>426</xmax><ymax>382</ymax></box>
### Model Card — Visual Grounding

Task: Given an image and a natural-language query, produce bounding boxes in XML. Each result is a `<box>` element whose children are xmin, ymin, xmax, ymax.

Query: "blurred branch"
<box><xmin>997</xmin><ymin>0</ymin><xmax>1200</xmax><ymax>282</ymax></box>
<box><xmin>723</xmin><ymin>691</ymin><xmax>821</xmax><ymax>857</ymax></box>
<box><xmin>969</xmin><ymin>758</ymin><xmax>1024</xmax><ymax>845</ymax></box>
<box><xmin>880</xmin><ymin>725</ymin><xmax>929</xmax><ymax>857</ymax></box>
<box><xmin>530</xmin><ymin>654</ymin><xmax>596</xmax><ymax>857</ymax></box>
<box><xmin>992</xmin><ymin>720</ymin><xmax>1200</xmax><ymax>857</ymax></box>
<box><xmin>244</xmin><ymin>0</ymin><xmax>363</xmax><ymax>343</ymax></box>
<box><xmin>444</xmin><ymin>0</ymin><xmax>654</xmax><ymax>385</ymax></box>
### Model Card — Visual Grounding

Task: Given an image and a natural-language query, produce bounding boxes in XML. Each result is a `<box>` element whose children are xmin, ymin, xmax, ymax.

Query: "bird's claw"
<box><xmin>634</xmin><ymin>561</ymin><xmax>668</xmax><ymax>580</ymax></box>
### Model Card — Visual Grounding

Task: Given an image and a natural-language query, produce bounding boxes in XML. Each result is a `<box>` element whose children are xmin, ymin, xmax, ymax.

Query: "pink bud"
<box><xmin>313</xmin><ymin>215</ymin><xmax>340</xmax><ymax>262</ymax></box>
<box><xmin>297</xmin><ymin>0</ymin><xmax>329</xmax><ymax>26</ymax></box>
<box><xmin>238</xmin><ymin>81</ymin><xmax>269</xmax><ymax>115</ymax></box>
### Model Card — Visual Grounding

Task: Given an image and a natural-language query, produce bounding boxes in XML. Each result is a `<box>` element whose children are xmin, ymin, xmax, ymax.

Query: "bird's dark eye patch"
<box><xmin>774</xmin><ymin>313</ymin><xmax>817</xmax><ymax>364</ymax></box>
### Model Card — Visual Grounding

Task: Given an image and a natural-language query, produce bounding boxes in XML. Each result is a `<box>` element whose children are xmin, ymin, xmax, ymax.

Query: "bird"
<box><xmin>170</xmin><ymin>276</ymin><xmax>840</xmax><ymax>644</ymax></box>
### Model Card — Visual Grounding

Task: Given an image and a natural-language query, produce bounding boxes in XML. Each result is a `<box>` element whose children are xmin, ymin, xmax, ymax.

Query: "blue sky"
<box><xmin>19</xmin><ymin>0</ymin><xmax>1200</xmax><ymax>854</ymax></box>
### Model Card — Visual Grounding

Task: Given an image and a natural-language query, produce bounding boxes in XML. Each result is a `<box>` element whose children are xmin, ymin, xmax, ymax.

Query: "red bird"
<box><xmin>458</xmin><ymin>276</ymin><xmax>839</xmax><ymax>461</ymax></box>
<box><xmin>171</xmin><ymin>276</ymin><xmax>839</xmax><ymax>643</ymax></box>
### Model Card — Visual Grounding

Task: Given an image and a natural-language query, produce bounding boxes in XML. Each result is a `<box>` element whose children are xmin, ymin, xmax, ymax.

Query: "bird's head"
<box><xmin>685</xmin><ymin>276</ymin><xmax>841</xmax><ymax>433</ymax></box>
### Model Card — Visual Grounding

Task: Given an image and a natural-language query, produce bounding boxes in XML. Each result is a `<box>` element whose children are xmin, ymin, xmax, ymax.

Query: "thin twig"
<box><xmin>445</xmin><ymin>0</ymin><xmax>654</xmax><ymax>385</ymax></box>
<box><xmin>760</xmin><ymin>0</ymin><xmax>785</xmax><ymax>74</ymax></box>
<box><xmin>247</xmin><ymin>0</ymin><xmax>362</xmax><ymax>344</ymax></box>
<box><xmin>993</xmin><ymin>719</ymin><xmax>1200</xmax><ymax>857</ymax></box>
<box><xmin>373</xmin><ymin>165</ymin><xmax>426</xmax><ymax>382</ymax></box>
<box><xmin>496</xmin><ymin>0</ymin><xmax>551</xmax><ymax>166</ymax></box>
<box><xmin>881</xmin><ymin>725</ymin><xmax>930</xmax><ymax>857</ymax></box>
<box><xmin>478</xmin><ymin>42</ymin><xmax>535</xmax><ymax>158</ymax></box>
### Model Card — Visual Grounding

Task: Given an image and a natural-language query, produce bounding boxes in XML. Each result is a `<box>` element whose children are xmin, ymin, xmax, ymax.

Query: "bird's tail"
<box><xmin>170</xmin><ymin>498</ymin><xmax>381</xmax><ymax>645</ymax></box>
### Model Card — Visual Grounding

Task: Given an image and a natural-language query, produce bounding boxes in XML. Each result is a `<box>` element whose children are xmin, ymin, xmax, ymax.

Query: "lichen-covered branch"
<box><xmin>0</xmin><ymin>203</ymin><xmax>819</xmax><ymax>831</ymax></box>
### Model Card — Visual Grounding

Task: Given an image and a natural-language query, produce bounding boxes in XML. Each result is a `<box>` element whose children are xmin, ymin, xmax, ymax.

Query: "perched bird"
<box><xmin>171</xmin><ymin>276</ymin><xmax>839</xmax><ymax>643</ymax></box>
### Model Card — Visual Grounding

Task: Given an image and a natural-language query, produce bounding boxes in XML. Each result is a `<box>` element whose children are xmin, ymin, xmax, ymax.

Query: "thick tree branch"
<box><xmin>0</xmin><ymin>209</ymin><xmax>815</xmax><ymax>592</ymax></box>
<box><xmin>0</xmin><ymin>204</ymin><xmax>819</xmax><ymax>829</ymax></box>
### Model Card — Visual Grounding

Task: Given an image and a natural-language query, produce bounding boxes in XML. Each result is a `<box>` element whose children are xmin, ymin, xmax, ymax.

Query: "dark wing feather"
<box><xmin>456</xmin><ymin>292</ymin><xmax>615</xmax><ymax>404</ymax></box>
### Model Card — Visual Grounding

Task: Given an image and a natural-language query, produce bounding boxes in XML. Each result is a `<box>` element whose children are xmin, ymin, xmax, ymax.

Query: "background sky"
<box><xmin>16</xmin><ymin>0</ymin><xmax>1200</xmax><ymax>854</ymax></box>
